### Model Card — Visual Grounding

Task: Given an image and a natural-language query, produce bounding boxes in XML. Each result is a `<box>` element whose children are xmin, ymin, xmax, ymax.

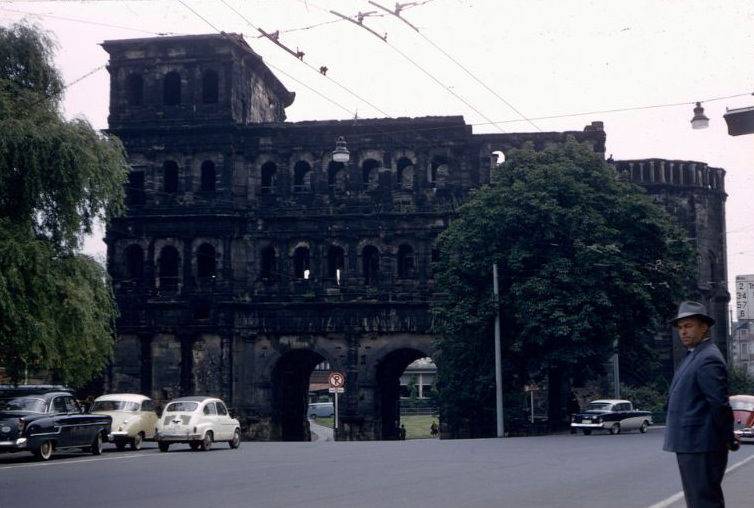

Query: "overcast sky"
<box><xmin>2</xmin><ymin>0</ymin><xmax>753</xmax><ymax>315</ymax></box>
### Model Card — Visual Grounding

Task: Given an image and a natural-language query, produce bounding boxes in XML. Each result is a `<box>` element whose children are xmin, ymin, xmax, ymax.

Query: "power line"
<box><xmin>368</xmin><ymin>0</ymin><xmax>542</xmax><ymax>132</ymax></box>
<box><xmin>331</xmin><ymin>7</ymin><xmax>506</xmax><ymax>133</ymax></box>
<box><xmin>218</xmin><ymin>0</ymin><xmax>392</xmax><ymax>118</ymax></box>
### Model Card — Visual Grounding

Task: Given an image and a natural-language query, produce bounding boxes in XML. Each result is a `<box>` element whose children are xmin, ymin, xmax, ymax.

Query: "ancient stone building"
<box><xmin>103</xmin><ymin>33</ymin><xmax>728</xmax><ymax>440</ymax></box>
<box><xmin>613</xmin><ymin>159</ymin><xmax>730</xmax><ymax>380</ymax></box>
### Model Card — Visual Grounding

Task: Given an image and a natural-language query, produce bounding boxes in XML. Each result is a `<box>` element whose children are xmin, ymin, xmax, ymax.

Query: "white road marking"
<box><xmin>644</xmin><ymin>453</ymin><xmax>754</xmax><ymax>508</ymax></box>
<box><xmin>0</xmin><ymin>451</ymin><xmax>169</xmax><ymax>471</ymax></box>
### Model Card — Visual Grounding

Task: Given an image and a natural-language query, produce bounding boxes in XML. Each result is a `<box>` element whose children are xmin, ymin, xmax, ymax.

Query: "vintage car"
<box><xmin>731</xmin><ymin>394</ymin><xmax>754</xmax><ymax>441</ymax></box>
<box><xmin>155</xmin><ymin>396</ymin><xmax>241</xmax><ymax>452</ymax></box>
<box><xmin>570</xmin><ymin>399</ymin><xmax>652</xmax><ymax>435</ymax></box>
<box><xmin>0</xmin><ymin>390</ymin><xmax>111</xmax><ymax>460</ymax></box>
<box><xmin>90</xmin><ymin>393</ymin><xmax>158</xmax><ymax>450</ymax></box>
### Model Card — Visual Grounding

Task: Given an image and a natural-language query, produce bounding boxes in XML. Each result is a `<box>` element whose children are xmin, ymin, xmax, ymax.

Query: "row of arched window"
<box><xmin>127</xmin><ymin>154</ymin><xmax>449</xmax><ymax>203</ymax></box>
<box><xmin>121</xmin><ymin>242</ymin><xmax>425</xmax><ymax>291</ymax></box>
<box><xmin>125</xmin><ymin>69</ymin><xmax>219</xmax><ymax>107</ymax></box>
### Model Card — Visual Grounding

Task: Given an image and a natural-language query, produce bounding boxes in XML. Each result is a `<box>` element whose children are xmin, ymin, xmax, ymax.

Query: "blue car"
<box><xmin>0</xmin><ymin>390</ymin><xmax>111</xmax><ymax>460</ymax></box>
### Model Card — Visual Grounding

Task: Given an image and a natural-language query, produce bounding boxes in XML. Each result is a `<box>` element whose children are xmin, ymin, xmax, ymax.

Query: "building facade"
<box><xmin>103</xmin><ymin>33</ymin><xmax>728</xmax><ymax>440</ymax></box>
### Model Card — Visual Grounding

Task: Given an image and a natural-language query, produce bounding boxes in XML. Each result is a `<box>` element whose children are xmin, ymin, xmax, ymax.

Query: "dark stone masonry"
<box><xmin>103</xmin><ymin>34</ymin><xmax>728</xmax><ymax>440</ymax></box>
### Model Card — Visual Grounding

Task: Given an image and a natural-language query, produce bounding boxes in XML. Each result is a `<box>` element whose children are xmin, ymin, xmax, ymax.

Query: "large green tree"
<box><xmin>431</xmin><ymin>138</ymin><xmax>695</xmax><ymax>436</ymax></box>
<box><xmin>0</xmin><ymin>23</ymin><xmax>129</xmax><ymax>386</ymax></box>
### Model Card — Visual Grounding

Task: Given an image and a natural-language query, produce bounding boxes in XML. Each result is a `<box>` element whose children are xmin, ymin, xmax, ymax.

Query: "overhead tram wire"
<box><xmin>368</xmin><ymin>0</ymin><xmax>542</xmax><ymax>133</ymax></box>
<box><xmin>330</xmin><ymin>8</ymin><xmax>507</xmax><ymax>134</ymax></box>
<box><xmin>218</xmin><ymin>0</ymin><xmax>393</xmax><ymax>118</ymax></box>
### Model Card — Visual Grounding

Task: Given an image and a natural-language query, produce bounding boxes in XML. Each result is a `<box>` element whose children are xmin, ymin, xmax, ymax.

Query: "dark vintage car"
<box><xmin>731</xmin><ymin>394</ymin><xmax>754</xmax><ymax>441</ymax></box>
<box><xmin>0</xmin><ymin>390</ymin><xmax>111</xmax><ymax>460</ymax></box>
<box><xmin>570</xmin><ymin>399</ymin><xmax>653</xmax><ymax>435</ymax></box>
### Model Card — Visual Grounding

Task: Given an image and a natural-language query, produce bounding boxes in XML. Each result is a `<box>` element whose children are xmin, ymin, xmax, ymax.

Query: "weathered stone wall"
<box><xmin>103</xmin><ymin>34</ymin><xmax>727</xmax><ymax>441</ymax></box>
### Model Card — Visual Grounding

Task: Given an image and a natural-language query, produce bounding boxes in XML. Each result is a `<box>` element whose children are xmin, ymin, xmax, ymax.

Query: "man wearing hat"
<box><xmin>663</xmin><ymin>301</ymin><xmax>737</xmax><ymax>508</ymax></box>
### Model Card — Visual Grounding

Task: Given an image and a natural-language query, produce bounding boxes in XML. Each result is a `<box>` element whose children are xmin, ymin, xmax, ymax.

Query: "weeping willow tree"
<box><xmin>0</xmin><ymin>23</ymin><xmax>129</xmax><ymax>386</ymax></box>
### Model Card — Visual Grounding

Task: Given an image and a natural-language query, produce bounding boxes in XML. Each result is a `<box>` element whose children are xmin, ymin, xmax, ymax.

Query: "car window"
<box><xmin>216</xmin><ymin>402</ymin><xmax>228</xmax><ymax>416</ymax></box>
<box><xmin>64</xmin><ymin>397</ymin><xmax>80</xmax><ymax>413</ymax></box>
<box><xmin>141</xmin><ymin>400</ymin><xmax>154</xmax><ymax>412</ymax></box>
<box><xmin>203</xmin><ymin>403</ymin><xmax>218</xmax><ymax>415</ymax></box>
<box><xmin>53</xmin><ymin>397</ymin><xmax>69</xmax><ymax>413</ymax></box>
<box><xmin>0</xmin><ymin>397</ymin><xmax>46</xmax><ymax>413</ymax></box>
<box><xmin>91</xmin><ymin>400</ymin><xmax>139</xmax><ymax>412</ymax></box>
<box><xmin>165</xmin><ymin>402</ymin><xmax>198</xmax><ymax>412</ymax></box>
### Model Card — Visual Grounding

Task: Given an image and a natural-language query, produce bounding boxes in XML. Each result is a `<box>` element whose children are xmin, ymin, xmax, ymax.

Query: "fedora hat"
<box><xmin>670</xmin><ymin>300</ymin><xmax>715</xmax><ymax>326</ymax></box>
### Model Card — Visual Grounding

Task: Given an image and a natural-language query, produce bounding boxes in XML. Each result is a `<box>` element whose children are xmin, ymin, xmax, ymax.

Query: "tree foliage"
<box><xmin>0</xmin><ymin>23</ymin><xmax>129</xmax><ymax>386</ymax></box>
<box><xmin>431</xmin><ymin>139</ymin><xmax>695</xmax><ymax>434</ymax></box>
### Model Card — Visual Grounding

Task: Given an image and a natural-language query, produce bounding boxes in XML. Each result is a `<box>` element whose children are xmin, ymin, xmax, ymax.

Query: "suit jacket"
<box><xmin>663</xmin><ymin>339</ymin><xmax>734</xmax><ymax>453</ymax></box>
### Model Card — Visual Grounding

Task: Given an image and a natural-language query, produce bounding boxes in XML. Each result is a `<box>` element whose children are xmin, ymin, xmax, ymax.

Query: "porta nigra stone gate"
<box><xmin>103</xmin><ymin>34</ymin><xmax>729</xmax><ymax>441</ymax></box>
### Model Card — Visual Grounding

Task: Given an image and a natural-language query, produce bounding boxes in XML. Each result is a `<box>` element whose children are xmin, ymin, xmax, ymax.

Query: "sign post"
<box><xmin>328</xmin><ymin>372</ymin><xmax>345</xmax><ymax>431</ymax></box>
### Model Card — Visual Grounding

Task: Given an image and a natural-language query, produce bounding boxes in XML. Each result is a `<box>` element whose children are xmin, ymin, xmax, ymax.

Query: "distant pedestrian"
<box><xmin>399</xmin><ymin>424</ymin><xmax>406</xmax><ymax>440</ymax></box>
<box><xmin>663</xmin><ymin>301</ymin><xmax>738</xmax><ymax>508</ymax></box>
<box><xmin>430</xmin><ymin>420</ymin><xmax>439</xmax><ymax>438</ymax></box>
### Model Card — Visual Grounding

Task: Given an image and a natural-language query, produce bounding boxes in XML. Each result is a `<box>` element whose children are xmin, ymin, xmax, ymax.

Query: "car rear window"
<box><xmin>91</xmin><ymin>400</ymin><xmax>140</xmax><ymax>412</ymax></box>
<box><xmin>0</xmin><ymin>397</ymin><xmax>46</xmax><ymax>413</ymax></box>
<box><xmin>585</xmin><ymin>402</ymin><xmax>612</xmax><ymax>411</ymax></box>
<box><xmin>165</xmin><ymin>402</ymin><xmax>199</xmax><ymax>412</ymax></box>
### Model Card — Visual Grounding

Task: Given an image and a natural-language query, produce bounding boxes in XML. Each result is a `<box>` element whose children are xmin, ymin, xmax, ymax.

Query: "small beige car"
<box><xmin>155</xmin><ymin>396</ymin><xmax>241</xmax><ymax>452</ymax></box>
<box><xmin>90</xmin><ymin>393</ymin><xmax>158</xmax><ymax>450</ymax></box>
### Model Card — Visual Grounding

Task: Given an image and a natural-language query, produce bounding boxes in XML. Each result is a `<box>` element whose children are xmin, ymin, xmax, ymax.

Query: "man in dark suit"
<box><xmin>663</xmin><ymin>301</ymin><xmax>737</xmax><ymax>508</ymax></box>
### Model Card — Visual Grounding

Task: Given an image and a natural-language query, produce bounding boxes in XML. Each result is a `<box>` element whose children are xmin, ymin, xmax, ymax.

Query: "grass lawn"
<box><xmin>311</xmin><ymin>414</ymin><xmax>439</xmax><ymax>440</ymax></box>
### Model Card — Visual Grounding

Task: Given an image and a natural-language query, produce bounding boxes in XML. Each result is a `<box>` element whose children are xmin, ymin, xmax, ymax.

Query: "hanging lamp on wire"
<box><xmin>332</xmin><ymin>136</ymin><xmax>350</xmax><ymax>163</ymax></box>
<box><xmin>690</xmin><ymin>102</ymin><xmax>710</xmax><ymax>129</ymax></box>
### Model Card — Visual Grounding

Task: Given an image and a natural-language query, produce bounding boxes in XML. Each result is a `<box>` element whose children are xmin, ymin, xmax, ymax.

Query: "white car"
<box><xmin>90</xmin><ymin>393</ymin><xmax>158</xmax><ymax>450</ymax></box>
<box><xmin>155</xmin><ymin>396</ymin><xmax>241</xmax><ymax>452</ymax></box>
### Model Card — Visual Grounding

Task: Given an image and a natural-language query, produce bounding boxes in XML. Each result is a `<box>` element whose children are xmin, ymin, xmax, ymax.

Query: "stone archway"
<box><xmin>271</xmin><ymin>349</ymin><xmax>326</xmax><ymax>441</ymax></box>
<box><xmin>375</xmin><ymin>347</ymin><xmax>431</xmax><ymax>440</ymax></box>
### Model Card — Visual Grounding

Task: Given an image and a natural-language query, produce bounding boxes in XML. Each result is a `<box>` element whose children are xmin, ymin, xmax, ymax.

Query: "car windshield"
<box><xmin>165</xmin><ymin>402</ymin><xmax>198</xmax><ymax>412</ymax></box>
<box><xmin>585</xmin><ymin>402</ymin><xmax>612</xmax><ymax>411</ymax></box>
<box><xmin>91</xmin><ymin>400</ymin><xmax>140</xmax><ymax>412</ymax></box>
<box><xmin>0</xmin><ymin>397</ymin><xmax>46</xmax><ymax>413</ymax></box>
<box><xmin>731</xmin><ymin>400</ymin><xmax>754</xmax><ymax>411</ymax></box>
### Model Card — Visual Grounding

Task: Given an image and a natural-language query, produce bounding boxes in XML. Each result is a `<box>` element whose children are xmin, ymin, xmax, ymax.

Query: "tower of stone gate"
<box><xmin>102</xmin><ymin>33</ymin><xmax>726</xmax><ymax>441</ymax></box>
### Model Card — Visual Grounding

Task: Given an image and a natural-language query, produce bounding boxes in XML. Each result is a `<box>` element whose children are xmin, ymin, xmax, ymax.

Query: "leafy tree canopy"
<box><xmin>0</xmin><ymin>23</ymin><xmax>129</xmax><ymax>386</ymax></box>
<box><xmin>431</xmin><ymin>139</ymin><xmax>695</xmax><ymax>429</ymax></box>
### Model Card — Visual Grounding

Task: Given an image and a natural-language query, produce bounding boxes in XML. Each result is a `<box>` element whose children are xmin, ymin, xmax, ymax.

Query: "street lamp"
<box><xmin>690</xmin><ymin>102</ymin><xmax>710</xmax><ymax>129</ymax></box>
<box><xmin>332</xmin><ymin>136</ymin><xmax>350</xmax><ymax>163</ymax></box>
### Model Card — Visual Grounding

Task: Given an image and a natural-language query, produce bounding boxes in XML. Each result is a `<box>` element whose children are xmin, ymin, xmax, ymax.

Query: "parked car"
<box><xmin>0</xmin><ymin>390</ymin><xmax>111</xmax><ymax>460</ymax></box>
<box><xmin>730</xmin><ymin>394</ymin><xmax>754</xmax><ymax>441</ymax></box>
<box><xmin>90</xmin><ymin>393</ymin><xmax>158</xmax><ymax>451</ymax></box>
<box><xmin>155</xmin><ymin>396</ymin><xmax>241</xmax><ymax>452</ymax></box>
<box><xmin>307</xmin><ymin>402</ymin><xmax>334</xmax><ymax>419</ymax></box>
<box><xmin>570</xmin><ymin>399</ymin><xmax>652</xmax><ymax>435</ymax></box>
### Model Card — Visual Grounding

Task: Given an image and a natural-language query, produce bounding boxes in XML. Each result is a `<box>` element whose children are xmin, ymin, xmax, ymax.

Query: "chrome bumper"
<box><xmin>0</xmin><ymin>437</ymin><xmax>27</xmax><ymax>450</ymax></box>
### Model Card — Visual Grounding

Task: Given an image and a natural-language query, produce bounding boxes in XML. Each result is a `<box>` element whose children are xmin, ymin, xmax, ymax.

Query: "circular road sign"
<box><xmin>328</xmin><ymin>371</ymin><xmax>346</xmax><ymax>389</ymax></box>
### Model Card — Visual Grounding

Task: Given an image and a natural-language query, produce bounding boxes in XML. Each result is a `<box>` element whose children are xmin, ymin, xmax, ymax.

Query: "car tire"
<box><xmin>33</xmin><ymin>440</ymin><xmax>54</xmax><ymax>461</ymax></box>
<box><xmin>158</xmin><ymin>442</ymin><xmax>170</xmax><ymax>452</ymax></box>
<box><xmin>582</xmin><ymin>429</ymin><xmax>592</xmax><ymax>436</ymax></box>
<box><xmin>115</xmin><ymin>440</ymin><xmax>127</xmax><ymax>451</ymax></box>
<box><xmin>639</xmin><ymin>421</ymin><xmax>649</xmax><ymax>434</ymax></box>
<box><xmin>229</xmin><ymin>429</ymin><xmax>241</xmax><ymax>449</ymax></box>
<box><xmin>189</xmin><ymin>441</ymin><xmax>201</xmax><ymax>451</ymax></box>
<box><xmin>200</xmin><ymin>432</ymin><xmax>212</xmax><ymax>452</ymax></box>
<box><xmin>91</xmin><ymin>432</ymin><xmax>103</xmax><ymax>455</ymax></box>
<box><xmin>131</xmin><ymin>433</ymin><xmax>143</xmax><ymax>451</ymax></box>
<box><xmin>610</xmin><ymin>423</ymin><xmax>621</xmax><ymax>435</ymax></box>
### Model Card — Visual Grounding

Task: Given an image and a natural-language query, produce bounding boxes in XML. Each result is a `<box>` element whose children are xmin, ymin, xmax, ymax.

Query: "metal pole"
<box><xmin>493</xmin><ymin>264</ymin><xmax>504</xmax><ymax>437</ymax></box>
<box><xmin>334</xmin><ymin>391</ymin><xmax>339</xmax><ymax>431</ymax></box>
<box><xmin>613</xmin><ymin>339</ymin><xmax>620</xmax><ymax>399</ymax></box>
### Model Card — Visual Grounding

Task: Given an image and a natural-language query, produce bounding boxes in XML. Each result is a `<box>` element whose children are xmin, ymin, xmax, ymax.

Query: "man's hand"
<box><xmin>729</xmin><ymin>437</ymin><xmax>741</xmax><ymax>452</ymax></box>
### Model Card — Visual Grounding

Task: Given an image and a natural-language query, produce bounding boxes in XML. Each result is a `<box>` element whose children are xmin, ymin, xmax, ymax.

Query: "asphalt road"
<box><xmin>2</xmin><ymin>427</ymin><xmax>753</xmax><ymax>508</ymax></box>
